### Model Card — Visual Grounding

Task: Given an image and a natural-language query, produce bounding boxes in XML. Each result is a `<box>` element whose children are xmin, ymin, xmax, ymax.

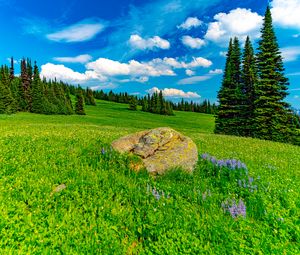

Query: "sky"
<box><xmin>1</xmin><ymin>0</ymin><xmax>300</xmax><ymax>108</ymax></box>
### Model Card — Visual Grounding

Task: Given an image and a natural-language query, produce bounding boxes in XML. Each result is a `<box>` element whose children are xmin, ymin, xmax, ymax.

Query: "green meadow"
<box><xmin>0</xmin><ymin>100</ymin><xmax>299</xmax><ymax>254</ymax></box>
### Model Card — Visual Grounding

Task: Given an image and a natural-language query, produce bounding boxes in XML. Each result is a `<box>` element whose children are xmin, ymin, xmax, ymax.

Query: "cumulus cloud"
<box><xmin>86</xmin><ymin>58</ymin><xmax>175</xmax><ymax>77</ymax></box>
<box><xmin>178</xmin><ymin>17</ymin><xmax>202</xmax><ymax>30</ymax></box>
<box><xmin>40</xmin><ymin>55</ymin><xmax>212</xmax><ymax>86</ymax></box>
<box><xmin>53</xmin><ymin>54</ymin><xmax>92</xmax><ymax>64</ymax></box>
<box><xmin>177</xmin><ymin>75</ymin><xmax>212</xmax><ymax>85</ymax></box>
<box><xmin>271</xmin><ymin>0</ymin><xmax>300</xmax><ymax>29</ymax></box>
<box><xmin>47</xmin><ymin>19</ymin><xmax>105</xmax><ymax>42</ymax></box>
<box><xmin>150</xmin><ymin>57</ymin><xmax>212</xmax><ymax>69</ymax></box>
<box><xmin>129</xmin><ymin>34</ymin><xmax>170</xmax><ymax>50</ymax></box>
<box><xmin>146</xmin><ymin>87</ymin><xmax>201</xmax><ymax>98</ymax></box>
<box><xmin>85</xmin><ymin>56</ymin><xmax>212</xmax><ymax>80</ymax></box>
<box><xmin>185</xmin><ymin>69</ymin><xmax>195</xmax><ymax>76</ymax></box>
<box><xmin>205</xmin><ymin>8</ymin><xmax>263</xmax><ymax>44</ymax></box>
<box><xmin>209</xmin><ymin>69</ymin><xmax>223</xmax><ymax>75</ymax></box>
<box><xmin>281</xmin><ymin>46</ymin><xmax>300</xmax><ymax>62</ymax></box>
<box><xmin>40</xmin><ymin>63</ymin><xmax>106</xmax><ymax>83</ymax></box>
<box><xmin>181</xmin><ymin>36</ymin><xmax>206</xmax><ymax>49</ymax></box>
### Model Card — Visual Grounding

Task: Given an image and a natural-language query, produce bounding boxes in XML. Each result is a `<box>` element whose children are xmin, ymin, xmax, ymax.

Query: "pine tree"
<box><xmin>75</xmin><ymin>90</ymin><xmax>86</xmax><ymax>115</ymax></box>
<box><xmin>31</xmin><ymin>62</ymin><xmax>46</xmax><ymax>113</ymax></box>
<box><xmin>215</xmin><ymin>39</ymin><xmax>235</xmax><ymax>134</ymax></box>
<box><xmin>0</xmin><ymin>66</ymin><xmax>17</xmax><ymax>114</ymax></box>
<box><xmin>128</xmin><ymin>96</ymin><xmax>137</xmax><ymax>111</ymax></box>
<box><xmin>254</xmin><ymin>7</ymin><xmax>294</xmax><ymax>143</ymax></box>
<box><xmin>9</xmin><ymin>57</ymin><xmax>14</xmax><ymax>80</ymax></box>
<box><xmin>20</xmin><ymin>59</ymin><xmax>31</xmax><ymax>111</ymax></box>
<box><xmin>240</xmin><ymin>36</ymin><xmax>257</xmax><ymax>137</ymax></box>
<box><xmin>0</xmin><ymin>80</ymin><xmax>16</xmax><ymax>114</ymax></box>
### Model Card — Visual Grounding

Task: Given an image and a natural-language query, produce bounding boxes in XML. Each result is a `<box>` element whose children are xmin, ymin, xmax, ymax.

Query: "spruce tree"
<box><xmin>75</xmin><ymin>90</ymin><xmax>86</xmax><ymax>115</ymax></box>
<box><xmin>9</xmin><ymin>57</ymin><xmax>14</xmax><ymax>80</ymax></box>
<box><xmin>31</xmin><ymin>62</ymin><xmax>46</xmax><ymax>114</ymax></box>
<box><xmin>240</xmin><ymin>36</ymin><xmax>257</xmax><ymax>137</ymax></box>
<box><xmin>128</xmin><ymin>96</ymin><xmax>137</xmax><ymax>111</ymax></box>
<box><xmin>215</xmin><ymin>39</ymin><xmax>235</xmax><ymax>134</ymax></box>
<box><xmin>20</xmin><ymin>59</ymin><xmax>31</xmax><ymax>111</ymax></box>
<box><xmin>255</xmin><ymin>7</ymin><xmax>294</xmax><ymax>142</ymax></box>
<box><xmin>0</xmin><ymin>80</ymin><xmax>16</xmax><ymax>114</ymax></box>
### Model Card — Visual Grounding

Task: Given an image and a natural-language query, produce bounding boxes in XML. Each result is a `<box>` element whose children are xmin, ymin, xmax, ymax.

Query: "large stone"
<box><xmin>111</xmin><ymin>127</ymin><xmax>198</xmax><ymax>174</ymax></box>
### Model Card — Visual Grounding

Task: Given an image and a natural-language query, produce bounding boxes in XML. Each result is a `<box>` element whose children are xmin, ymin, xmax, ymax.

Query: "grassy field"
<box><xmin>0</xmin><ymin>100</ymin><xmax>299</xmax><ymax>254</ymax></box>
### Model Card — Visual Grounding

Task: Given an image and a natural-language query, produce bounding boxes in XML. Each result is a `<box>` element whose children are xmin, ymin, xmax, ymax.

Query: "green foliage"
<box><xmin>0</xmin><ymin>100</ymin><xmax>299</xmax><ymax>253</ymax></box>
<box><xmin>128</xmin><ymin>96</ymin><xmax>137</xmax><ymax>111</ymax></box>
<box><xmin>85</xmin><ymin>88</ymin><xmax>96</xmax><ymax>106</ymax></box>
<box><xmin>0</xmin><ymin>58</ymin><xmax>84</xmax><ymax>116</ymax></box>
<box><xmin>75</xmin><ymin>90</ymin><xmax>86</xmax><ymax>115</ymax></box>
<box><xmin>254</xmin><ymin>7</ymin><xmax>295</xmax><ymax>143</ymax></box>
<box><xmin>215</xmin><ymin>7</ymin><xmax>299</xmax><ymax>145</ymax></box>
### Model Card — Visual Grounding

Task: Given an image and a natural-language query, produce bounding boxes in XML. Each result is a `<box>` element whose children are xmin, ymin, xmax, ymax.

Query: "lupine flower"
<box><xmin>147</xmin><ymin>185</ymin><xmax>169</xmax><ymax>201</ymax></box>
<box><xmin>222</xmin><ymin>198</ymin><xmax>246</xmax><ymax>218</ymax></box>
<box><xmin>152</xmin><ymin>188</ymin><xmax>161</xmax><ymax>200</ymax></box>
<box><xmin>101</xmin><ymin>148</ymin><xmax>106</xmax><ymax>155</ymax></box>
<box><xmin>201</xmin><ymin>153</ymin><xmax>210</xmax><ymax>160</ymax></box>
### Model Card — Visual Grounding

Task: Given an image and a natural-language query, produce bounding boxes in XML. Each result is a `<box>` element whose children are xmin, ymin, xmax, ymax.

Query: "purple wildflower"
<box><xmin>237</xmin><ymin>200</ymin><xmax>246</xmax><ymax>218</ymax></box>
<box><xmin>210</xmin><ymin>157</ymin><xmax>217</xmax><ymax>164</ymax></box>
<box><xmin>222</xmin><ymin>198</ymin><xmax>246</xmax><ymax>219</ymax></box>
<box><xmin>201</xmin><ymin>153</ymin><xmax>210</xmax><ymax>160</ymax></box>
<box><xmin>101</xmin><ymin>148</ymin><xmax>106</xmax><ymax>155</ymax></box>
<box><xmin>152</xmin><ymin>188</ymin><xmax>160</xmax><ymax>200</ymax></box>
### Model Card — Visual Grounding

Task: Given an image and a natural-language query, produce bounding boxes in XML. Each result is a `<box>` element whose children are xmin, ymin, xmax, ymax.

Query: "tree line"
<box><xmin>172</xmin><ymin>99</ymin><xmax>217</xmax><ymax>114</ymax></box>
<box><xmin>215</xmin><ymin>7</ymin><xmax>299</xmax><ymax>145</ymax></box>
<box><xmin>0</xmin><ymin>58</ymin><xmax>96</xmax><ymax>115</ymax></box>
<box><xmin>92</xmin><ymin>89</ymin><xmax>216</xmax><ymax>116</ymax></box>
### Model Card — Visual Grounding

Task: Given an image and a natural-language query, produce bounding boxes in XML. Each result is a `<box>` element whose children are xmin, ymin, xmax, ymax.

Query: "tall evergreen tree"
<box><xmin>215</xmin><ymin>39</ymin><xmax>236</xmax><ymax>134</ymax></box>
<box><xmin>31</xmin><ymin>62</ymin><xmax>46</xmax><ymax>113</ymax></box>
<box><xmin>75</xmin><ymin>90</ymin><xmax>86</xmax><ymax>115</ymax></box>
<box><xmin>254</xmin><ymin>7</ymin><xmax>294</xmax><ymax>142</ymax></box>
<box><xmin>9</xmin><ymin>57</ymin><xmax>14</xmax><ymax>80</ymax></box>
<box><xmin>128</xmin><ymin>96</ymin><xmax>137</xmax><ymax>111</ymax></box>
<box><xmin>20</xmin><ymin>59</ymin><xmax>31</xmax><ymax>110</ymax></box>
<box><xmin>240</xmin><ymin>36</ymin><xmax>257</xmax><ymax>137</ymax></box>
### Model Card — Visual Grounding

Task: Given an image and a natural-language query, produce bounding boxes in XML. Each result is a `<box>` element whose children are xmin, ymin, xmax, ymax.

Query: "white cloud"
<box><xmin>209</xmin><ymin>69</ymin><xmax>223</xmax><ymax>75</ymax></box>
<box><xmin>90</xmin><ymin>84</ymin><xmax>117</xmax><ymax>90</ymax></box>
<box><xmin>281</xmin><ymin>46</ymin><xmax>300</xmax><ymax>62</ymax></box>
<box><xmin>40</xmin><ymin>55</ymin><xmax>213</xmax><ymax>86</ymax></box>
<box><xmin>178</xmin><ymin>75</ymin><xmax>212</xmax><ymax>85</ymax></box>
<box><xmin>147</xmin><ymin>87</ymin><xmax>201</xmax><ymax>98</ymax></box>
<box><xmin>53</xmin><ymin>54</ymin><xmax>92</xmax><ymax>64</ymax></box>
<box><xmin>187</xmin><ymin>57</ymin><xmax>212</xmax><ymax>68</ymax></box>
<box><xmin>86</xmin><ymin>58</ymin><xmax>175</xmax><ymax>77</ymax></box>
<box><xmin>40</xmin><ymin>63</ymin><xmax>107</xmax><ymax>83</ymax></box>
<box><xmin>205</xmin><ymin>8</ymin><xmax>263</xmax><ymax>44</ymax></box>
<box><xmin>271</xmin><ymin>0</ymin><xmax>300</xmax><ymax>29</ymax></box>
<box><xmin>186</xmin><ymin>69</ymin><xmax>195</xmax><ymax>76</ymax></box>
<box><xmin>150</xmin><ymin>57</ymin><xmax>212</xmax><ymax>69</ymax></box>
<box><xmin>129</xmin><ymin>34</ymin><xmax>170</xmax><ymax>50</ymax></box>
<box><xmin>181</xmin><ymin>36</ymin><xmax>206</xmax><ymax>49</ymax></box>
<box><xmin>47</xmin><ymin>20</ymin><xmax>105</xmax><ymax>42</ymax></box>
<box><xmin>178</xmin><ymin>17</ymin><xmax>202</xmax><ymax>30</ymax></box>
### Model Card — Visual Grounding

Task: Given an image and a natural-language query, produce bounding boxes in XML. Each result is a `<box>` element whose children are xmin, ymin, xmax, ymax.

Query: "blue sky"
<box><xmin>1</xmin><ymin>0</ymin><xmax>300</xmax><ymax>108</ymax></box>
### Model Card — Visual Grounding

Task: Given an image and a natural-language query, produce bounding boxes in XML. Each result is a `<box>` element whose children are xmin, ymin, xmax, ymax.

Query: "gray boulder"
<box><xmin>111</xmin><ymin>127</ymin><xmax>198</xmax><ymax>174</ymax></box>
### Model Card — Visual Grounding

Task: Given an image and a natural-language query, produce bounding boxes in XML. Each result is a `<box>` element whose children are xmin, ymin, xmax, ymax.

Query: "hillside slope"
<box><xmin>0</xmin><ymin>100</ymin><xmax>299</xmax><ymax>254</ymax></box>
